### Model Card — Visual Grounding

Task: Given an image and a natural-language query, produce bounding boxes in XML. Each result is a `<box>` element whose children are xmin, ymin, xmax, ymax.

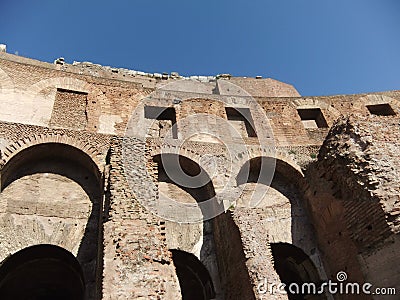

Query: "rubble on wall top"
<box><xmin>68</xmin><ymin>60</ymin><xmax>218</xmax><ymax>83</ymax></box>
<box><xmin>0</xmin><ymin>49</ymin><xmax>301</xmax><ymax>96</ymax></box>
<box><xmin>54</xmin><ymin>57</ymin><xmax>272</xmax><ymax>83</ymax></box>
<box><xmin>51</xmin><ymin>58</ymin><xmax>300</xmax><ymax>97</ymax></box>
<box><xmin>67</xmin><ymin>60</ymin><xmax>277</xmax><ymax>85</ymax></box>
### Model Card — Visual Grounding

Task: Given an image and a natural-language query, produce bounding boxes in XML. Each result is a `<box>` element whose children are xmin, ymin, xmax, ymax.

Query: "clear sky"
<box><xmin>1</xmin><ymin>0</ymin><xmax>400</xmax><ymax>96</ymax></box>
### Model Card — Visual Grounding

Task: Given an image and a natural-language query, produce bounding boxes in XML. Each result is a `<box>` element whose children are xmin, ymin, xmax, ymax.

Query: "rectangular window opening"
<box><xmin>366</xmin><ymin>104</ymin><xmax>396</xmax><ymax>116</ymax></box>
<box><xmin>225</xmin><ymin>107</ymin><xmax>257</xmax><ymax>138</ymax></box>
<box><xmin>56</xmin><ymin>88</ymin><xmax>88</xmax><ymax>95</ymax></box>
<box><xmin>144</xmin><ymin>106</ymin><xmax>178</xmax><ymax>139</ymax></box>
<box><xmin>297</xmin><ymin>108</ymin><xmax>328</xmax><ymax>129</ymax></box>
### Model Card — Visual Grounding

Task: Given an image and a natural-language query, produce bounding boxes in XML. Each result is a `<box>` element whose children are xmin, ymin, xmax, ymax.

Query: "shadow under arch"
<box><xmin>0</xmin><ymin>143</ymin><xmax>103</xmax><ymax>299</ymax></box>
<box><xmin>235</xmin><ymin>156</ymin><xmax>327</xmax><ymax>298</ymax></box>
<box><xmin>236</xmin><ymin>156</ymin><xmax>310</xmax><ymax>238</ymax></box>
<box><xmin>270</xmin><ymin>242</ymin><xmax>326</xmax><ymax>300</ymax></box>
<box><xmin>1</xmin><ymin>142</ymin><xmax>101</xmax><ymax>191</ymax></box>
<box><xmin>152</xmin><ymin>153</ymin><xmax>216</xmax><ymax>203</ymax></box>
<box><xmin>0</xmin><ymin>244</ymin><xmax>85</xmax><ymax>300</ymax></box>
<box><xmin>152</xmin><ymin>153</ymin><xmax>223</xmax><ymax>299</ymax></box>
<box><xmin>170</xmin><ymin>249</ymin><xmax>216</xmax><ymax>300</ymax></box>
<box><xmin>236</xmin><ymin>156</ymin><xmax>303</xmax><ymax>187</ymax></box>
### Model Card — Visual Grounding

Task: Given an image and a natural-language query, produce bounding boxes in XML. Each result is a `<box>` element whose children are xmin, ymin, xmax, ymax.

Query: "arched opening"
<box><xmin>0</xmin><ymin>143</ymin><xmax>103</xmax><ymax>299</ymax></box>
<box><xmin>0</xmin><ymin>244</ymin><xmax>85</xmax><ymax>300</ymax></box>
<box><xmin>170</xmin><ymin>249</ymin><xmax>215</xmax><ymax>300</ymax></box>
<box><xmin>237</xmin><ymin>156</ymin><xmax>276</xmax><ymax>186</ymax></box>
<box><xmin>236</xmin><ymin>156</ymin><xmax>304</xmax><ymax>212</ymax></box>
<box><xmin>153</xmin><ymin>153</ymin><xmax>216</xmax><ymax>204</ymax></box>
<box><xmin>1</xmin><ymin>142</ymin><xmax>101</xmax><ymax>190</ymax></box>
<box><xmin>236</xmin><ymin>156</ymin><xmax>301</xmax><ymax>187</ymax></box>
<box><xmin>234</xmin><ymin>157</ymin><xmax>327</xmax><ymax>299</ymax></box>
<box><xmin>152</xmin><ymin>154</ymin><xmax>222</xmax><ymax>298</ymax></box>
<box><xmin>152</xmin><ymin>152</ymin><xmax>220</xmax><ymax>223</ymax></box>
<box><xmin>270</xmin><ymin>243</ymin><xmax>325</xmax><ymax>300</ymax></box>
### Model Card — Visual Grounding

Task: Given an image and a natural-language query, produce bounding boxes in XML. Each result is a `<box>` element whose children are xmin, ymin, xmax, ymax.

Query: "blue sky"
<box><xmin>1</xmin><ymin>0</ymin><xmax>400</xmax><ymax>96</ymax></box>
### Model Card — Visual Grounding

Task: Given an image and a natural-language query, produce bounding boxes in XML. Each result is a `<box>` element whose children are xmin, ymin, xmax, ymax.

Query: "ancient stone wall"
<box><xmin>1</xmin><ymin>51</ymin><xmax>399</xmax><ymax>145</ymax></box>
<box><xmin>304</xmin><ymin>114</ymin><xmax>400</xmax><ymax>300</ymax></box>
<box><xmin>102</xmin><ymin>137</ymin><xmax>180</xmax><ymax>299</ymax></box>
<box><xmin>0</xmin><ymin>51</ymin><xmax>399</xmax><ymax>299</ymax></box>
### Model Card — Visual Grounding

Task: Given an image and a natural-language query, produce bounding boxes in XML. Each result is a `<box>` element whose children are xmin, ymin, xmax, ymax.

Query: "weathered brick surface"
<box><xmin>102</xmin><ymin>137</ymin><xmax>180</xmax><ymax>299</ymax></box>
<box><xmin>50</xmin><ymin>89</ymin><xmax>88</xmax><ymax>130</ymax></box>
<box><xmin>304</xmin><ymin>115</ymin><xmax>400</xmax><ymax>299</ymax></box>
<box><xmin>0</xmin><ymin>52</ymin><xmax>399</xmax><ymax>299</ymax></box>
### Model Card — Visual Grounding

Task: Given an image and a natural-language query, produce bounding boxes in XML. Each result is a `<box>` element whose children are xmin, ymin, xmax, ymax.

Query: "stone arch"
<box><xmin>0</xmin><ymin>244</ymin><xmax>85</xmax><ymax>300</ymax></box>
<box><xmin>0</xmin><ymin>133</ymin><xmax>103</xmax><ymax>178</ymax></box>
<box><xmin>234</xmin><ymin>146</ymin><xmax>302</xmax><ymax>178</ymax></box>
<box><xmin>237</xmin><ymin>155</ymin><xmax>303</xmax><ymax>187</ymax></box>
<box><xmin>152</xmin><ymin>153</ymin><xmax>223</xmax><ymax>299</ymax></box>
<box><xmin>2</xmin><ymin>76</ymin><xmax>106</xmax><ymax>127</ymax></box>
<box><xmin>149</xmin><ymin>144</ymin><xmax>228</xmax><ymax>193</ymax></box>
<box><xmin>274</xmin><ymin>150</ymin><xmax>304</xmax><ymax>175</ymax></box>
<box><xmin>235</xmin><ymin>155</ymin><xmax>313</xmax><ymax>243</ymax></box>
<box><xmin>27</xmin><ymin>77</ymin><xmax>91</xmax><ymax>98</ymax></box>
<box><xmin>0</xmin><ymin>141</ymin><xmax>103</xmax><ymax>299</ymax></box>
<box><xmin>170</xmin><ymin>249</ymin><xmax>216</xmax><ymax>300</ymax></box>
<box><xmin>149</xmin><ymin>145</ymin><xmax>205</xmax><ymax>172</ymax></box>
<box><xmin>152</xmin><ymin>153</ymin><xmax>216</xmax><ymax>205</ymax></box>
<box><xmin>149</xmin><ymin>144</ymin><xmax>302</xmax><ymax>196</ymax></box>
<box><xmin>234</xmin><ymin>155</ymin><xmax>328</xmax><ymax>291</ymax></box>
<box><xmin>151</xmin><ymin>152</ymin><xmax>221</xmax><ymax>224</ymax></box>
<box><xmin>235</xmin><ymin>154</ymin><xmax>304</xmax><ymax>210</ymax></box>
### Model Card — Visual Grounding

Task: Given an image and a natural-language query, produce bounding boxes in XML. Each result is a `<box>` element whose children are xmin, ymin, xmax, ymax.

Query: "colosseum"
<box><xmin>0</xmin><ymin>47</ymin><xmax>398</xmax><ymax>300</ymax></box>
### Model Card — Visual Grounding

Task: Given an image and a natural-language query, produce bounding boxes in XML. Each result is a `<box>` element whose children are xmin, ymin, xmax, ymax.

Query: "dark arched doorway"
<box><xmin>171</xmin><ymin>249</ymin><xmax>215</xmax><ymax>300</ymax></box>
<box><xmin>153</xmin><ymin>154</ymin><xmax>222</xmax><ymax>298</ymax></box>
<box><xmin>0</xmin><ymin>244</ymin><xmax>85</xmax><ymax>300</ymax></box>
<box><xmin>0</xmin><ymin>142</ymin><xmax>103</xmax><ymax>299</ymax></box>
<box><xmin>270</xmin><ymin>243</ymin><xmax>326</xmax><ymax>300</ymax></box>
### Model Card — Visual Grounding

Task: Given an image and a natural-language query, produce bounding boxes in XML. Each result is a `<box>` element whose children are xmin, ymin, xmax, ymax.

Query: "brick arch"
<box><xmin>19</xmin><ymin>77</ymin><xmax>106</xmax><ymax>128</ymax></box>
<box><xmin>0</xmin><ymin>133</ymin><xmax>103</xmax><ymax>174</ymax></box>
<box><xmin>150</xmin><ymin>151</ymin><xmax>223</xmax><ymax>223</ymax></box>
<box><xmin>236</xmin><ymin>154</ymin><xmax>304</xmax><ymax>189</ymax></box>
<box><xmin>292</xmin><ymin>97</ymin><xmax>334</xmax><ymax>110</ymax></box>
<box><xmin>273</xmin><ymin>151</ymin><xmax>304</xmax><ymax>181</ymax></box>
<box><xmin>148</xmin><ymin>143</ymin><xmax>233</xmax><ymax>194</ymax></box>
<box><xmin>148</xmin><ymin>144</ymin><xmax>204</xmax><ymax>171</ymax></box>
<box><xmin>149</xmin><ymin>144</ymin><xmax>303</xmax><ymax>190</ymax></box>
<box><xmin>0</xmin><ymin>217</ymin><xmax>88</xmax><ymax>263</ymax></box>
<box><xmin>0</xmin><ymin>138</ymin><xmax>104</xmax><ymax>296</ymax></box>
<box><xmin>235</xmin><ymin>154</ymin><xmax>329</xmax><ymax>286</ymax></box>
<box><xmin>241</xmin><ymin>149</ymin><xmax>303</xmax><ymax>178</ymax></box>
<box><xmin>150</xmin><ymin>151</ymin><xmax>215</xmax><ymax>190</ymax></box>
<box><xmin>26</xmin><ymin>77</ymin><xmax>91</xmax><ymax>98</ymax></box>
<box><xmin>268</xmin><ymin>242</ymin><xmax>327</xmax><ymax>299</ymax></box>
<box><xmin>0</xmin><ymin>244</ymin><xmax>85</xmax><ymax>299</ymax></box>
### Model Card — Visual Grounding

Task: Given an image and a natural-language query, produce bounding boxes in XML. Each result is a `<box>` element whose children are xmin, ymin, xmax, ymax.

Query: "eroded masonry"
<box><xmin>0</xmin><ymin>50</ymin><xmax>399</xmax><ymax>300</ymax></box>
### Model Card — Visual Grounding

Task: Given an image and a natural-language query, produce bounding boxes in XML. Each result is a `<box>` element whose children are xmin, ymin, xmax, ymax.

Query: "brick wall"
<box><xmin>0</xmin><ymin>52</ymin><xmax>400</xmax><ymax>299</ymax></box>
